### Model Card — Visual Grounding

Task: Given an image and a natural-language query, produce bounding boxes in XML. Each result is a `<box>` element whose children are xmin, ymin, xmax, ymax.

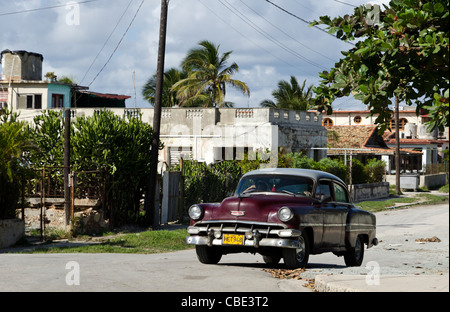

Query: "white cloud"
<box><xmin>1</xmin><ymin>0</ymin><xmax>382</xmax><ymax>110</ymax></box>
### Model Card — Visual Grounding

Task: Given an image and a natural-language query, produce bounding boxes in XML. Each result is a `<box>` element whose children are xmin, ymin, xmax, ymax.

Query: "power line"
<box><xmin>87</xmin><ymin>0</ymin><xmax>145</xmax><ymax>87</ymax></box>
<box><xmin>0</xmin><ymin>0</ymin><xmax>103</xmax><ymax>17</ymax></box>
<box><xmin>218</xmin><ymin>0</ymin><xmax>327</xmax><ymax>70</ymax></box>
<box><xmin>80</xmin><ymin>0</ymin><xmax>135</xmax><ymax>85</ymax></box>
<box><xmin>264</xmin><ymin>0</ymin><xmax>355</xmax><ymax>46</ymax></box>
<box><xmin>333</xmin><ymin>0</ymin><xmax>358</xmax><ymax>8</ymax></box>
<box><xmin>198</xmin><ymin>0</ymin><xmax>302</xmax><ymax>71</ymax></box>
<box><xmin>239</xmin><ymin>0</ymin><xmax>335</xmax><ymax>63</ymax></box>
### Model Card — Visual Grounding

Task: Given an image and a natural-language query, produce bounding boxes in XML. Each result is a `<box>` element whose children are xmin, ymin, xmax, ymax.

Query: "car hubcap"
<box><xmin>355</xmin><ymin>237</ymin><xmax>362</xmax><ymax>260</ymax></box>
<box><xmin>295</xmin><ymin>236</ymin><xmax>306</xmax><ymax>263</ymax></box>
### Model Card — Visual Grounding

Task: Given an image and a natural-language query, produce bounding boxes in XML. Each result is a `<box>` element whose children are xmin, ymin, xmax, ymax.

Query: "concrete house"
<box><xmin>1</xmin><ymin>50</ymin><xmax>72</xmax><ymax>115</ymax></box>
<box><xmin>0</xmin><ymin>49</ymin><xmax>130</xmax><ymax>123</ymax></box>
<box><xmin>322</xmin><ymin>109</ymin><xmax>449</xmax><ymax>173</ymax></box>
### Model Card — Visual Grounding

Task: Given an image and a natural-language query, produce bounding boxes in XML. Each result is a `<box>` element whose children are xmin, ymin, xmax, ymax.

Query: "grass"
<box><xmin>357</xmin><ymin>193</ymin><xmax>448</xmax><ymax>212</ymax></box>
<box><xmin>11</xmin><ymin>185</ymin><xmax>449</xmax><ymax>254</ymax></box>
<box><xmin>14</xmin><ymin>229</ymin><xmax>194</xmax><ymax>254</ymax></box>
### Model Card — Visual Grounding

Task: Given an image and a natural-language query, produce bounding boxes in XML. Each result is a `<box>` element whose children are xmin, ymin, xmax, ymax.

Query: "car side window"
<box><xmin>334</xmin><ymin>183</ymin><xmax>349</xmax><ymax>203</ymax></box>
<box><xmin>315</xmin><ymin>180</ymin><xmax>332</xmax><ymax>200</ymax></box>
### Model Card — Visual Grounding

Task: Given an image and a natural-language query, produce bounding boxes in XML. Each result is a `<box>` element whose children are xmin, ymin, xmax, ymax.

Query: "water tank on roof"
<box><xmin>1</xmin><ymin>49</ymin><xmax>43</xmax><ymax>81</ymax></box>
<box><xmin>404</xmin><ymin>123</ymin><xmax>417</xmax><ymax>139</ymax></box>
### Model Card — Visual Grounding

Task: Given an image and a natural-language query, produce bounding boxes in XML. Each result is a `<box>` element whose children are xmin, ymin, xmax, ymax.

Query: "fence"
<box><xmin>19</xmin><ymin>167</ymin><xmax>105</xmax><ymax>238</ymax></box>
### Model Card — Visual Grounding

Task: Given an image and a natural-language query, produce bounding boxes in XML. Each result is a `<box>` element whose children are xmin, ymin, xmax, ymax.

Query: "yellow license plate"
<box><xmin>223</xmin><ymin>234</ymin><xmax>244</xmax><ymax>245</ymax></box>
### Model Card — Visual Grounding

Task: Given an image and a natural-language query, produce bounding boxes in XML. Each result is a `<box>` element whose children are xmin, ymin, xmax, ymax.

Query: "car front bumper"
<box><xmin>185</xmin><ymin>225</ymin><xmax>302</xmax><ymax>249</ymax></box>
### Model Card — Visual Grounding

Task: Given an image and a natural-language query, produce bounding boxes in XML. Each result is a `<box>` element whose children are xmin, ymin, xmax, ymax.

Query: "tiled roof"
<box><xmin>326</xmin><ymin>126</ymin><xmax>421</xmax><ymax>155</ymax></box>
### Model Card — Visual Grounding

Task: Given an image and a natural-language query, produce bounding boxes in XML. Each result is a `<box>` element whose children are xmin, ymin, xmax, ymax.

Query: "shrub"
<box><xmin>351</xmin><ymin>159</ymin><xmax>368</xmax><ymax>184</ymax></box>
<box><xmin>365</xmin><ymin>158</ymin><xmax>386</xmax><ymax>183</ymax></box>
<box><xmin>0</xmin><ymin>110</ymin><xmax>32</xmax><ymax>219</ymax></box>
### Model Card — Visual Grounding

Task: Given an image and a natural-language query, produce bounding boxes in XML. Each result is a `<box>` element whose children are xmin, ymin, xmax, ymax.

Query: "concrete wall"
<box><xmin>420</xmin><ymin>173</ymin><xmax>448</xmax><ymax>189</ymax></box>
<box><xmin>385</xmin><ymin>173</ymin><xmax>448</xmax><ymax>189</ymax></box>
<box><xmin>47</xmin><ymin>83</ymin><xmax>71</xmax><ymax>108</ymax></box>
<box><xmin>0</xmin><ymin>219</ymin><xmax>25</xmax><ymax>249</ymax></box>
<box><xmin>15</xmin><ymin>107</ymin><xmax>328</xmax><ymax>167</ymax></box>
<box><xmin>350</xmin><ymin>182</ymin><xmax>390</xmax><ymax>202</ymax></box>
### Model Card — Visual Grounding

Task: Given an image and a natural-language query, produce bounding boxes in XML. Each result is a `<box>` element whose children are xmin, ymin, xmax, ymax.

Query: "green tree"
<box><xmin>142</xmin><ymin>68</ymin><xmax>188</xmax><ymax>107</ymax></box>
<box><xmin>172</xmin><ymin>40</ymin><xmax>250</xmax><ymax>107</ymax></box>
<box><xmin>311</xmin><ymin>0</ymin><xmax>449</xmax><ymax>132</ymax></box>
<box><xmin>260</xmin><ymin>76</ymin><xmax>313</xmax><ymax>111</ymax></box>
<box><xmin>71</xmin><ymin>111</ymin><xmax>160</xmax><ymax>225</ymax></box>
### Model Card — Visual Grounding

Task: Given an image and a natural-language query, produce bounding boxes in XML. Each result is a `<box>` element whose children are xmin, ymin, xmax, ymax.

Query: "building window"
<box><xmin>25</xmin><ymin>94</ymin><xmax>42</xmax><ymax>109</ymax></box>
<box><xmin>354</xmin><ymin>116</ymin><xmax>362</xmax><ymax>124</ymax></box>
<box><xmin>323</xmin><ymin>118</ymin><xmax>333</xmax><ymax>126</ymax></box>
<box><xmin>390</xmin><ymin>118</ymin><xmax>408</xmax><ymax>131</ymax></box>
<box><xmin>52</xmin><ymin>94</ymin><xmax>64</xmax><ymax>108</ymax></box>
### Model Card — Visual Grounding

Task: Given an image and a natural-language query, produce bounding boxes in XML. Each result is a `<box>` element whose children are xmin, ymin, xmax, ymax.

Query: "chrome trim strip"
<box><xmin>185</xmin><ymin>236</ymin><xmax>301</xmax><ymax>249</ymax></box>
<box><xmin>193</xmin><ymin>220</ymin><xmax>288</xmax><ymax>228</ymax></box>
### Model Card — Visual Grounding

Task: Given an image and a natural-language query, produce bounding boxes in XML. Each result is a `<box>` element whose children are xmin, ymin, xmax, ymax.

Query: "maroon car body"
<box><xmin>185</xmin><ymin>168</ymin><xmax>378</xmax><ymax>269</ymax></box>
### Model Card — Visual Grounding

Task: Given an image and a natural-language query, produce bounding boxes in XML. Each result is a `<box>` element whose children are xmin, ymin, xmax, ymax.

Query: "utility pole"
<box><xmin>146</xmin><ymin>0</ymin><xmax>169</xmax><ymax>228</ymax></box>
<box><xmin>64</xmin><ymin>108</ymin><xmax>71</xmax><ymax>226</ymax></box>
<box><xmin>394</xmin><ymin>95</ymin><xmax>401</xmax><ymax>195</ymax></box>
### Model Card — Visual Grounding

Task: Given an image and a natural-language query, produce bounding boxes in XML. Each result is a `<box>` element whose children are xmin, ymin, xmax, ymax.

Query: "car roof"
<box><xmin>241</xmin><ymin>168</ymin><xmax>346</xmax><ymax>185</ymax></box>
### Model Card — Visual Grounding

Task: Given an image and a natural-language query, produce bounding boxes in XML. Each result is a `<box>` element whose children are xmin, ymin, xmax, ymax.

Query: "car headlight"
<box><xmin>188</xmin><ymin>205</ymin><xmax>203</xmax><ymax>220</ymax></box>
<box><xmin>278</xmin><ymin>206</ymin><xmax>293</xmax><ymax>222</ymax></box>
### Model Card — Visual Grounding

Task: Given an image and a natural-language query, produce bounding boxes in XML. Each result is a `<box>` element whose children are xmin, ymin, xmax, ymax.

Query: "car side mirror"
<box><xmin>320</xmin><ymin>194</ymin><xmax>332</xmax><ymax>203</ymax></box>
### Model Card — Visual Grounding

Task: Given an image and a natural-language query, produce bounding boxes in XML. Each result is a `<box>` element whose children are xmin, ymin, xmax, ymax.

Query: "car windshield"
<box><xmin>235</xmin><ymin>174</ymin><xmax>314</xmax><ymax>197</ymax></box>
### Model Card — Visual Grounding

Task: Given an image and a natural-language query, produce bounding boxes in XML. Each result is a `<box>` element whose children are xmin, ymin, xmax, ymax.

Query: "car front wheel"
<box><xmin>344</xmin><ymin>235</ymin><xmax>365</xmax><ymax>267</ymax></box>
<box><xmin>282</xmin><ymin>232</ymin><xmax>310</xmax><ymax>269</ymax></box>
<box><xmin>196</xmin><ymin>245</ymin><xmax>222</xmax><ymax>264</ymax></box>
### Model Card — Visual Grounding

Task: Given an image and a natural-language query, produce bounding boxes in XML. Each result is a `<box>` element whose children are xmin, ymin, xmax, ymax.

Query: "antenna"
<box><xmin>133</xmin><ymin>71</ymin><xmax>137</xmax><ymax>108</ymax></box>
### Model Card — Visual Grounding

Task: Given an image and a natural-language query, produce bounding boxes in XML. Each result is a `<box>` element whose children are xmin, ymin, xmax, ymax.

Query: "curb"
<box><xmin>314</xmin><ymin>274</ymin><xmax>449</xmax><ymax>292</ymax></box>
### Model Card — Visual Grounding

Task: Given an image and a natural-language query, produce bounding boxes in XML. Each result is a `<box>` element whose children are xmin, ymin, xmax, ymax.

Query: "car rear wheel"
<box><xmin>282</xmin><ymin>232</ymin><xmax>310</xmax><ymax>269</ymax></box>
<box><xmin>196</xmin><ymin>245</ymin><xmax>222</xmax><ymax>264</ymax></box>
<box><xmin>344</xmin><ymin>235</ymin><xmax>365</xmax><ymax>267</ymax></box>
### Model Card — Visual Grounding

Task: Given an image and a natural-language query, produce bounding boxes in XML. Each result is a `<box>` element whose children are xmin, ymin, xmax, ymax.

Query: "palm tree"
<box><xmin>142</xmin><ymin>68</ymin><xmax>187</xmax><ymax>107</ymax></box>
<box><xmin>172</xmin><ymin>40</ymin><xmax>250</xmax><ymax>108</ymax></box>
<box><xmin>260</xmin><ymin>76</ymin><xmax>313</xmax><ymax>111</ymax></box>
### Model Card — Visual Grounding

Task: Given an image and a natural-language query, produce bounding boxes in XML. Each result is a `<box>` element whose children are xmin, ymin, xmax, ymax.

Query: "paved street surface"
<box><xmin>0</xmin><ymin>202</ymin><xmax>448</xmax><ymax>293</ymax></box>
<box><xmin>0</xmin><ymin>251</ymin><xmax>310</xmax><ymax>292</ymax></box>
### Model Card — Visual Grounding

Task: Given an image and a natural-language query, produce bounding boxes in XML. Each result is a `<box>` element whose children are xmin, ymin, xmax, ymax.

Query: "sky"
<box><xmin>0</xmin><ymin>0</ymin><xmax>390</xmax><ymax>110</ymax></box>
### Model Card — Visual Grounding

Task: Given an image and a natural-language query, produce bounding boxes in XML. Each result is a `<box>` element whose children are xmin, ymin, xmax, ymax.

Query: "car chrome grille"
<box><xmin>192</xmin><ymin>220</ymin><xmax>287</xmax><ymax>237</ymax></box>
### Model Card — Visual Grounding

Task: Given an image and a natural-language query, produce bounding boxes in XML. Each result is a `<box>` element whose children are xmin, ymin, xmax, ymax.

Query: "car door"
<box><xmin>316</xmin><ymin>179</ymin><xmax>347</xmax><ymax>248</ymax></box>
<box><xmin>331</xmin><ymin>181</ymin><xmax>351</xmax><ymax>247</ymax></box>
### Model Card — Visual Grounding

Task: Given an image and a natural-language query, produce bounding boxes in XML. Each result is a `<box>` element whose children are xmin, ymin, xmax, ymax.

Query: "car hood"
<box><xmin>211</xmin><ymin>194</ymin><xmax>312</xmax><ymax>223</ymax></box>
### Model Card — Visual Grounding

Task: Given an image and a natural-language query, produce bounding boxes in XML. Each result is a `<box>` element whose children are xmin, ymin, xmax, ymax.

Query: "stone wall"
<box><xmin>20</xmin><ymin>206</ymin><xmax>108</xmax><ymax>234</ymax></box>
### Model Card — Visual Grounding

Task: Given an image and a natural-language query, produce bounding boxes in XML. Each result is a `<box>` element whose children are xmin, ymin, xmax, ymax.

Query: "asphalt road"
<box><xmin>0</xmin><ymin>203</ymin><xmax>448</xmax><ymax>293</ymax></box>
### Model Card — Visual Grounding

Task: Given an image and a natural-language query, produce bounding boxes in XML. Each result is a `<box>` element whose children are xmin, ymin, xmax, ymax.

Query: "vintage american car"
<box><xmin>185</xmin><ymin>168</ymin><xmax>378</xmax><ymax>269</ymax></box>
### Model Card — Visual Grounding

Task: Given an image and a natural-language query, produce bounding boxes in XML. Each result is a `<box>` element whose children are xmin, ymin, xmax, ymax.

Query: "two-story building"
<box><xmin>322</xmin><ymin>109</ymin><xmax>449</xmax><ymax>174</ymax></box>
<box><xmin>0</xmin><ymin>49</ymin><xmax>130</xmax><ymax>124</ymax></box>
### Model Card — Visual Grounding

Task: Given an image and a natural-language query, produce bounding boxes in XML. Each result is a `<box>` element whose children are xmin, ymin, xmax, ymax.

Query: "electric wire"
<box><xmin>0</xmin><ymin>0</ymin><xmax>103</xmax><ymax>17</ymax></box>
<box><xmin>218</xmin><ymin>0</ymin><xmax>327</xmax><ymax>70</ymax></box>
<box><xmin>333</xmin><ymin>0</ymin><xmax>358</xmax><ymax>8</ymax></box>
<box><xmin>239</xmin><ymin>0</ymin><xmax>335</xmax><ymax>63</ymax></box>
<box><xmin>198</xmin><ymin>0</ymin><xmax>302</xmax><ymax>72</ymax></box>
<box><xmin>87</xmin><ymin>0</ymin><xmax>145</xmax><ymax>88</ymax></box>
<box><xmin>264</xmin><ymin>0</ymin><xmax>355</xmax><ymax>46</ymax></box>
<box><xmin>80</xmin><ymin>0</ymin><xmax>134</xmax><ymax>85</ymax></box>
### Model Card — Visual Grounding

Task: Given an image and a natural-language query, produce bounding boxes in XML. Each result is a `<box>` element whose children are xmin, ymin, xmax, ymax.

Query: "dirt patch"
<box><xmin>415</xmin><ymin>236</ymin><xmax>441</xmax><ymax>243</ymax></box>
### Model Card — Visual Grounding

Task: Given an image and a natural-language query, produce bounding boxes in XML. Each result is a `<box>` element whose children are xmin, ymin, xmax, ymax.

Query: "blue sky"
<box><xmin>0</xmin><ymin>0</ymin><xmax>389</xmax><ymax>109</ymax></box>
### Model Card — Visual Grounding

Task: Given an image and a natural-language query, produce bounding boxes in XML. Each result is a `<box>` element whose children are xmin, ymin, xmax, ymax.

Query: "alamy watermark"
<box><xmin>65</xmin><ymin>261</ymin><xmax>80</xmax><ymax>286</ymax></box>
<box><xmin>365</xmin><ymin>4</ymin><xmax>381</xmax><ymax>26</ymax></box>
<box><xmin>365</xmin><ymin>261</ymin><xmax>381</xmax><ymax>286</ymax></box>
<box><xmin>66</xmin><ymin>1</ymin><xmax>80</xmax><ymax>26</ymax></box>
